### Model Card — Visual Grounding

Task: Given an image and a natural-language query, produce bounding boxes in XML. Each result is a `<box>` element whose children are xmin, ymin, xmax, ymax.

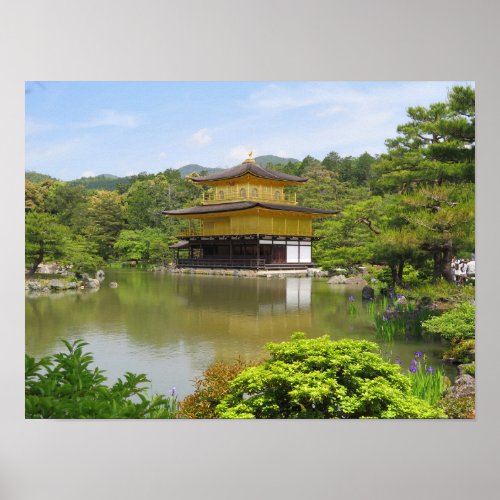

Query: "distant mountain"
<box><xmin>254</xmin><ymin>155</ymin><xmax>300</xmax><ymax>166</ymax></box>
<box><xmin>176</xmin><ymin>155</ymin><xmax>300</xmax><ymax>177</ymax></box>
<box><xmin>177</xmin><ymin>164</ymin><xmax>223</xmax><ymax>177</ymax></box>
<box><xmin>25</xmin><ymin>171</ymin><xmax>58</xmax><ymax>183</ymax></box>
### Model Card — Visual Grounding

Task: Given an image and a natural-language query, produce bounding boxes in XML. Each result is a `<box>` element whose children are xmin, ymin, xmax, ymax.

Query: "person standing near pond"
<box><xmin>466</xmin><ymin>259</ymin><xmax>476</xmax><ymax>282</ymax></box>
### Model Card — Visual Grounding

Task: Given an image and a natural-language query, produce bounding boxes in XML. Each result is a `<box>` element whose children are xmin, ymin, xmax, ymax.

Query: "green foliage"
<box><xmin>439</xmin><ymin>396</ymin><xmax>475</xmax><ymax>419</ymax></box>
<box><xmin>216</xmin><ymin>333</ymin><xmax>445</xmax><ymax>419</ymax></box>
<box><xmin>64</xmin><ymin>235</ymin><xmax>104</xmax><ymax>274</ymax></box>
<box><xmin>25</xmin><ymin>339</ymin><xmax>177</xmax><ymax>418</ymax></box>
<box><xmin>178</xmin><ymin>359</ymin><xmax>250</xmax><ymax>418</ymax></box>
<box><xmin>402</xmin><ymin>279</ymin><xmax>474</xmax><ymax>305</ymax></box>
<box><xmin>461</xmin><ymin>362</ymin><xmax>475</xmax><ymax>377</ymax></box>
<box><xmin>25</xmin><ymin>212</ymin><xmax>70</xmax><ymax>273</ymax></box>
<box><xmin>443</xmin><ymin>339</ymin><xmax>475</xmax><ymax>364</ymax></box>
<box><xmin>25</xmin><ymin>171</ymin><xmax>57</xmax><ymax>184</ymax></box>
<box><xmin>84</xmin><ymin>191</ymin><xmax>125</xmax><ymax>259</ymax></box>
<box><xmin>407</xmin><ymin>356</ymin><xmax>447</xmax><ymax>406</ymax></box>
<box><xmin>114</xmin><ymin>228</ymin><xmax>175</xmax><ymax>263</ymax></box>
<box><xmin>422</xmin><ymin>302</ymin><xmax>475</xmax><ymax>341</ymax></box>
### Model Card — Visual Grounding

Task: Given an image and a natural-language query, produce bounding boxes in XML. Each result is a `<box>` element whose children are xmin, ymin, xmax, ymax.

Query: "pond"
<box><xmin>25</xmin><ymin>269</ymin><xmax>453</xmax><ymax>399</ymax></box>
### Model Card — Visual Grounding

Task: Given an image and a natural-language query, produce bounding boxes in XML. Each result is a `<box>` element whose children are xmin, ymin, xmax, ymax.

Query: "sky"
<box><xmin>25</xmin><ymin>81</ymin><xmax>473</xmax><ymax>181</ymax></box>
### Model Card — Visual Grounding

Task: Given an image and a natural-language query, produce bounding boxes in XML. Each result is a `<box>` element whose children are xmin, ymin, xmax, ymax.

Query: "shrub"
<box><xmin>26</xmin><ymin>339</ymin><xmax>177</xmax><ymax>418</ymax></box>
<box><xmin>422</xmin><ymin>302</ymin><xmax>475</xmax><ymax>341</ymax></box>
<box><xmin>403</xmin><ymin>280</ymin><xmax>475</xmax><ymax>306</ymax></box>
<box><xmin>178</xmin><ymin>359</ymin><xmax>250</xmax><ymax>419</ymax></box>
<box><xmin>216</xmin><ymin>333</ymin><xmax>445</xmax><ymax>419</ymax></box>
<box><xmin>439</xmin><ymin>396</ymin><xmax>475</xmax><ymax>419</ymax></box>
<box><xmin>460</xmin><ymin>362</ymin><xmax>475</xmax><ymax>377</ymax></box>
<box><xmin>443</xmin><ymin>339</ymin><xmax>475</xmax><ymax>364</ymax></box>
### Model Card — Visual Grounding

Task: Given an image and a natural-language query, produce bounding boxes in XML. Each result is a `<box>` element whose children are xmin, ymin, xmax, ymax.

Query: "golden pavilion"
<box><xmin>163</xmin><ymin>154</ymin><xmax>338</xmax><ymax>269</ymax></box>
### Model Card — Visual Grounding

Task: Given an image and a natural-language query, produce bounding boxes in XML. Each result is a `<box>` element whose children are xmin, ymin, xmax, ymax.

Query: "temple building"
<box><xmin>163</xmin><ymin>154</ymin><xmax>338</xmax><ymax>269</ymax></box>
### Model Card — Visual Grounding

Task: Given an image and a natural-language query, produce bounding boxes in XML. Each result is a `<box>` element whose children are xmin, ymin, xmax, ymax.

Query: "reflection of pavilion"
<box><xmin>173</xmin><ymin>275</ymin><xmax>312</xmax><ymax>316</ymax></box>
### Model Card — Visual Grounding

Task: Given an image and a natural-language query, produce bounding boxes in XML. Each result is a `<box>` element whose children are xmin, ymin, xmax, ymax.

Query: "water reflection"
<box><xmin>25</xmin><ymin>269</ymin><xmax>450</xmax><ymax>398</ymax></box>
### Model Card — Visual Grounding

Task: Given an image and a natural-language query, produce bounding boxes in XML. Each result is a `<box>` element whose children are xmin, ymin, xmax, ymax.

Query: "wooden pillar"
<box><xmin>229</xmin><ymin>238</ymin><xmax>233</xmax><ymax>262</ymax></box>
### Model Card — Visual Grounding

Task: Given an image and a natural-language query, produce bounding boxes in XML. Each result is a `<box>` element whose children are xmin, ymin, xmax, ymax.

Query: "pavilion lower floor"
<box><xmin>172</xmin><ymin>235</ymin><xmax>318</xmax><ymax>270</ymax></box>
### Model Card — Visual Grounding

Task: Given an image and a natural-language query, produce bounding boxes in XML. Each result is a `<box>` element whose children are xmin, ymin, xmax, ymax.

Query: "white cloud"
<box><xmin>191</xmin><ymin>128</ymin><xmax>212</xmax><ymax>146</ymax></box>
<box><xmin>26</xmin><ymin>137</ymin><xmax>86</xmax><ymax>163</ymax></box>
<box><xmin>26</xmin><ymin>117</ymin><xmax>55</xmax><ymax>136</ymax></box>
<box><xmin>77</xmin><ymin>109</ymin><xmax>139</xmax><ymax>129</ymax></box>
<box><xmin>227</xmin><ymin>145</ymin><xmax>254</xmax><ymax>163</ymax></box>
<box><xmin>81</xmin><ymin>170</ymin><xmax>95</xmax><ymax>178</ymax></box>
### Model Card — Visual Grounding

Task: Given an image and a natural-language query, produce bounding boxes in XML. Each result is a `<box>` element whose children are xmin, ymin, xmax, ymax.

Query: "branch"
<box><xmin>357</xmin><ymin>217</ymin><xmax>381</xmax><ymax>235</ymax></box>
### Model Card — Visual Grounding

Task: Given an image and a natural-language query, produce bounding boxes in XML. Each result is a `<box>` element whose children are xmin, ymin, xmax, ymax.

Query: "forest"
<box><xmin>25</xmin><ymin>85</ymin><xmax>475</xmax><ymax>291</ymax></box>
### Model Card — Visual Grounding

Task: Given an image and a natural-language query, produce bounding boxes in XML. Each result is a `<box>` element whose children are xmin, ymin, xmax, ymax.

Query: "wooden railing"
<box><xmin>176</xmin><ymin>258</ymin><xmax>266</xmax><ymax>269</ymax></box>
<box><xmin>202</xmin><ymin>192</ymin><xmax>297</xmax><ymax>205</ymax></box>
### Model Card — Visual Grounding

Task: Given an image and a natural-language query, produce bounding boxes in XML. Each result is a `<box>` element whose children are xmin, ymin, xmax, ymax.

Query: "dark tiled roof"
<box><xmin>169</xmin><ymin>240</ymin><xmax>190</xmax><ymax>249</ymax></box>
<box><xmin>190</xmin><ymin>161</ymin><xmax>307</xmax><ymax>183</ymax></box>
<box><xmin>163</xmin><ymin>201</ymin><xmax>338</xmax><ymax>216</ymax></box>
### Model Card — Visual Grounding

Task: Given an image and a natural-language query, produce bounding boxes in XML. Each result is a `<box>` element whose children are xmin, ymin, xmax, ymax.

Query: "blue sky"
<box><xmin>25</xmin><ymin>81</ymin><xmax>473</xmax><ymax>180</ymax></box>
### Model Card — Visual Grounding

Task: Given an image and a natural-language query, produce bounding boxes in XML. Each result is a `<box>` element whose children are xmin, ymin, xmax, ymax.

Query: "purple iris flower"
<box><xmin>170</xmin><ymin>387</ymin><xmax>176</xmax><ymax>397</ymax></box>
<box><xmin>409</xmin><ymin>365</ymin><xmax>417</xmax><ymax>373</ymax></box>
<box><xmin>414</xmin><ymin>351</ymin><xmax>423</xmax><ymax>358</ymax></box>
<box><xmin>411</xmin><ymin>359</ymin><xmax>418</xmax><ymax>366</ymax></box>
<box><xmin>427</xmin><ymin>366</ymin><xmax>434</xmax><ymax>374</ymax></box>
<box><xmin>395</xmin><ymin>359</ymin><xmax>402</xmax><ymax>365</ymax></box>
<box><xmin>348</xmin><ymin>295</ymin><xmax>355</xmax><ymax>302</ymax></box>
<box><xmin>382</xmin><ymin>315</ymin><xmax>388</xmax><ymax>321</ymax></box>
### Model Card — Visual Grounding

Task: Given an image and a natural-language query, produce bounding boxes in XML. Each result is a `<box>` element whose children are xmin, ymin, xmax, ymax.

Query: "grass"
<box><xmin>406</xmin><ymin>354</ymin><xmax>447</xmax><ymax>406</ymax></box>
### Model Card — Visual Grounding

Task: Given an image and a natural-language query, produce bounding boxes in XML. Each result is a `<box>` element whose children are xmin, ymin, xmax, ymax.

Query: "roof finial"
<box><xmin>244</xmin><ymin>151</ymin><xmax>256</xmax><ymax>163</ymax></box>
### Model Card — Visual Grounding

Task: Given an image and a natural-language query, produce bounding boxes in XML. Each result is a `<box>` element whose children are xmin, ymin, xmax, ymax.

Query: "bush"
<box><xmin>460</xmin><ymin>362</ymin><xmax>475</xmax><ymax>377</ymax></box>
<box><xmin>26</xmin><ymin>340</ymin><xmax>177</xmax><ymax>418</ymax></box>
<box><xmin>403</xmin><ymin>280</ymin><xmax>475</xmax><ymax>306</ymax></box>
<box><xmin>178</xmin><ymin>359</ymin><xmax>250</xmax><ymax>419</ymax></box>
<box><xmin>216</xmin><ymin>333</ymin><xmax>445</xmax><ymax>419</ymax></box>
<box><xmin>443</xmin><ymin>339</ymin><xmax>475</xmax><ymax>363</ymax></box>
<box><xmin>439</xmin><ymin>396</ymin><xmax>475</xmax><ymax>419</ymax></box>
<box><xmin>422</xmin><ymin>302</ymin><xmax>475</xmax><ymax>341</ymax></box>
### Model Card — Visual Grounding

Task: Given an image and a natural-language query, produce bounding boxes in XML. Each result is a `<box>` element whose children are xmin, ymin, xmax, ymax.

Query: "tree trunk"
<box><xmin>396</xmin><ymin>259</ymin><xmax>405</xmax><ymax>287</ymax></box>
<box><xmin>432</xmin><ymin>251</ymin><xmax>442</xmax><ymax>282</ymax></box>
<box><xmin>442</xmin><ymin>239</ymin><xmax>454</xmax><ymax>282</ymax></box>
<box><xmin>28</xmin><ymin>240</ymin><xmax>44</xmax><ymax>276</ymax></box>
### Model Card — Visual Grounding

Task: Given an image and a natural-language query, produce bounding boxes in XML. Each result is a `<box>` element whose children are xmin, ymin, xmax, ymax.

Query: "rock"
<box><xmin>81</xmin><ymin>274</ymin><xmax>100</xmax><ymax>289</ymax></box>
<box><xmin>445</xmin><ymin>374</ymin><xmax>475</xmax><ymax>398</ymax></box>
<box><xmin>48</xmin><ymin>279</ymin><xmax>66</xmax><ymax>290</ymax></box>
<box><xmin>362</xmin><ymin>286</ymin><xmax>375</xmax><ymax>300</ymax></box>
<box><xmin>37</xmin><ymin>263</ymin><xmax>59</xmax><ymax>274</ymax></box>
<box><xmin>42</xmin><ymin>287</ymin><xmax>50</xmax><ymax>293</ymax></box>
<box><xmin>26</xmin><ymin>281</ymin><xmax>42</xmax><ymax>292</ymax></box>
<box><xmin>66</xmin><ymin>281</ymin><xmax>78</xmax><ymax>289</ymax></box>
<box><xmin>109</xmin><ymin>282</ymin><xmax>118</xmax><ymax>288</ymax></box>
<box><xmin>328</xmin><ymin>274</ymin><xmax>347</xmax><ymax>285</ymax></box>
<box><xmin>344</xmin><ymin>276</ymin><xmax>368</xmax><ymax>286</ymax></box>
<box><xmin>96</xmin><ymin>270</ymin><xmax>105</xmax><ymax>282</ymax></box>
<box><xmin>396</xmin><ymin>295</ymin><xmax>408</xmax><ymax>305</ymax></box>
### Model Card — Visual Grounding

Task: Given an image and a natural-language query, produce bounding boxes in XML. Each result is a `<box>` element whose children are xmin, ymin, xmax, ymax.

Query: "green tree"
<box><xmin>217</xmin><ymin>333</ymin><xmax>445</xmax><ymax>419</ymax></box>
<box><xmin>85</xmin><ymin>191</ymin><xmax>125</xmax><ymax>259</ymax></box>
<box><xmin>114</xmin><ymin>228</ymin><xmax>175</xmax><ymax>263</ymax></box>
<box><xmin>25</xmin><ymin>212</ymin><xmax>69</xmax><ymax>274</ymax></box>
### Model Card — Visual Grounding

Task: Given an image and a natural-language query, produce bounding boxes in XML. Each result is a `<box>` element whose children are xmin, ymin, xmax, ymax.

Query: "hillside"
<box><xmin>25</xmin><ymin>171</ymin><xmax>58</xmax><ymax>183</ymax></box>
<box><xmin>69</xmin><ymin>174</ymin><xmax>133</xmax><ymax>191</ymax></box>
<box><xmin>177</xmin><ymin>164</ymin><xmax>223</xmax><ymax>177</ymax></box>
<box><xmin>254</xmin><ymin>155</ymin><xmax>300</xmax><ymax>166</ymax></box>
